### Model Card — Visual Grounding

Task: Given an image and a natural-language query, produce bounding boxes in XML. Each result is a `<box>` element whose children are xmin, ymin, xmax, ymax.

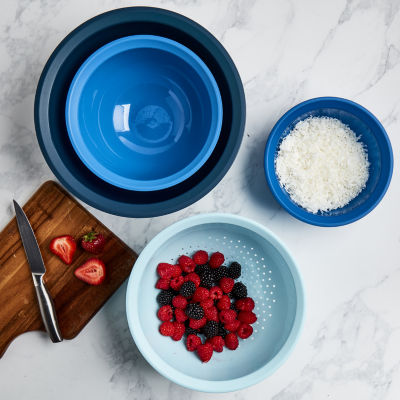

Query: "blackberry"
<box><xmin>232</xmin><ymin>282</ymin><xmax>247</xmax><ymax>299</ymax></box>
<box><xmin>230</xmin><ymin>302</ymin><xmax>238</xmax><ymax>312</ymax></box>
<box><xmin>180</xmin><ymin>281</ymin><xmax>196</xmax><ymax>298</ymax></box>
<box><xmin>185</xmin><ymin>325</ymin><xmax>199</xmax><ymax>336</ymax></box>
<box><xmin>212</xmin><ymin>266</ymin><xmax>228</xmax><ymax>282</ymax></box>
<box><xmin>228</xmin><ymin>262</ymin><xmax>241</xmax><ymax>279</ymax></box>
<box><xmin>195</xmin><ymin>264</ymin><xmax>210</xmax><ymax>275</ymax></box>
<box><xmin>157</xmin><ymin>289</ymin><xmax>174</xmax><ymax>306</ymax></box>
<box><xmin>185</xmin><ymin>304</ymin><xmax>205</xmax><ymax>320</ymax></box>
<box><xmin>200</xmin><ymin>271</ymin><xmax>214</xmax><ymax>289</ymax></box>
<box><xmin>218</xmin><ymin>323</ymin><xmax>227</xmax><ymax>338</ymax></box>
<box><xmin>202</xmin><ymin>320</ymin><xmax>219</xmax><ymax>339</ymax></box>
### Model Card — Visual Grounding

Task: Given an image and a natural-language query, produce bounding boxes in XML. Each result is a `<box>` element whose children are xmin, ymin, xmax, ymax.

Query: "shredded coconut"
<box><xmin>275</xmin><ymin>116</ymin><xmax>369</xmax><ymax>214</ymax></box>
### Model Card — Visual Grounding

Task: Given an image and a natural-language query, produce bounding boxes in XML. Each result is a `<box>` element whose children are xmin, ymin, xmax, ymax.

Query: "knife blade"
<box><xmin>13</xmin><ymin>200</ymin><xmax>63</xmax><ymax>343</ymax></box>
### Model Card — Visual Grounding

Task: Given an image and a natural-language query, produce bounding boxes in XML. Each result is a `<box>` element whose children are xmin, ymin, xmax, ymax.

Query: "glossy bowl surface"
<box><xmin>264</xmin><ymin>97</ymin><xmax>393</xmax><ymax>226</ymax></box>
<box><xmin>66</xmin><ymin>35</ymin><xmax>222</xmax><ymax>191</ymax></box>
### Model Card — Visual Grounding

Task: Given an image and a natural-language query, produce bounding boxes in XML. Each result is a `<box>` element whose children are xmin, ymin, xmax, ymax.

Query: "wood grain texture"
<box><xmin>0</xmin><ymin>181</ymin><xmax>137</xmax><ymax>357</ymax></box>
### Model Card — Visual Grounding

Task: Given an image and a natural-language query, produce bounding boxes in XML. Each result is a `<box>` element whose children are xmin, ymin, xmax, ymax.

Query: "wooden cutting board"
<box><xmin>0</xmin><ymin>181</ymin><xmax>137</xmax><ymax>357</ymax></box>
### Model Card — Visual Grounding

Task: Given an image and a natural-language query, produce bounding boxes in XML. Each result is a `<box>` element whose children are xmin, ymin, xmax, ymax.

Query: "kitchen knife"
<box><xmin>13</xmin><ymin>200</ymin><xmax>63</xmax><ymax>343</ymax></box>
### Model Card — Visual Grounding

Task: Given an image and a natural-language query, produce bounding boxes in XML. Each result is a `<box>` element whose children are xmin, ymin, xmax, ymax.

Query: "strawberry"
<box><xmin>200</xmin><ymin>299</ymin><xmax>214</xmax><ymax>309</ymax></box>
<box><xmin>219</xmin><ymin>309</ymin><xmax>237</xmax><ymax>324</ymax></box>
<box><xmin>184</xmin><ymin>272</ymin><xmax>201</xmax><ymax>288</ymax></box>
<box><xmin>207</xmin><ymin>336</ymin><xmax>224</xmax><ymax>352</ymax></box>
<box><xmin>193</xmin><ymin>250</ymin><xmax>208</xmax><ymax>265</ymax></box>
<box><xmin>224</xmin><ymin>319</ymin><xmax>240</xmax><ymax>332</ymax></box>
<box><xmin>80</xmin><ymin>231</ymin><xmax>106</xmax><ymax>254</ymax></box>
<box><xmin>237</xmin><ymin>323</ymin><xmax>253</xmax><ymax>339</ymax></box>
<box><xmin>204</xmin><ymin>306</ymin><xmax>219</xmax><ymax>322</ymax></box>
<box><xmin>217</xmin><ymin>295</ymin><xmax>231</xmax><ymax>310</ymax></box>
<box><xmin>238</xmin><ymin>311</ymin><xmax>257</xmax><ymax>324</ymax></box>
<box><xmin>155</xmin><ymin>278</ymin><xmax>170</xmax><ymax>290</ymax></box>
<box><xmin>157</xmin><ymin>305</ymin><xmax>173</xmax><ymax>322</ymax></box>
<box><xmin>178</xmin><ymin>255</ymin><xmax>196</xmax><ymax>273</ymax></box>
<box><xmin>235</xmin><ymin>297</ymin><xmax>255</xmax><ymax>311</ymax></box>
<box><xmin>192</xmin><ymin>287</ymin><xmax>209</xmax><ymax>302</ymax></box>
<box><xmin>159</xmin><ymin>321</ymin><xmax>175</xmax><ymax>337</ymax></box>
<box><xmin>219</xmin><ymin>277</ymin><xmax>234</xmax><ymax>293</ymax></box>
<box><xmin>189</xmin><ymin>317</ymin><xmax>207</xmax><ymax>330</ymax></box>
<box><xmin>186</xmin><ymin>334</ymin><xmax>202</xmax><ymax>352</ymax></box>
<box><xmin>174</xmin><ymin>308</ymin><xmax>188</xmax><ymax>323</ymax></box>
<box><xmin>197</xmin><ymin>343</ymin><xmax>213</xmax><ymax>362</ymax></box>
<box><xmin>172</xmin><ymin>295</ymin><xmax>187</xmax><ymax>309</ymax></box>
<box><xmin>225</xmin><ymin>333</ymin><xmax>239</xmax><ymax>350</ymax></box>
<box><xmin>49</xmin><ymin>235</ymin><xmax>76</xmax><ymax>264</ymax></box>
<box><xmin>172</xmin><ymin>322</ymin><xmax>185</xmax><ymax>341</ymax></box>
<box><xmin>74</xmin><ymin>258</ymin><xmax>105</xmax><ymax>285</ymax></box>
<box><xmin>209</xmin><ymin>286</ymin><xmax>223</xmax><ymax>300</ymax></box>
<box><xmin>170</xmin><ymin>275</ymin><xmax>184</xmax><ymax>291</ymax></box>
<box><xmin>209</xmin><ymin>252</ymin><xmax>224</xmax><ymax>269</ymax></box>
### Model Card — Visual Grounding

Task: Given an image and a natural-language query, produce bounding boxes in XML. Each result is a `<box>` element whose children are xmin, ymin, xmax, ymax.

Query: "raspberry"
<box><xmin>204</xmin><ymin>306</ymin><xmax>219</xmax><ymax>322</ymax></box>
<box><xmin>219</xmin><ymin>277</ymin><xmax>234</xmax><ymax>293</ymax></box>
<box><xmin>224</xmin><ymin>319</ymin><xmax>240</xmax><ymax>332</ymax></box>
<box><xmin>200</xmin><ymin>298</ymin><xmax>214</xmax><ymax>309</ymax></box>
<box><xmin>175</xmin><ymin>308</ymin><xmax>188</xmax><ymax>322</ymax></box>
<box><xmin>207</xmin><ymin>336</ymin><xmax>225</xmax><ymax>352</ymax></box>
<box><xmin>219</xmin><ymin>309</ymin><xmax>237</xmax><ymax>324</ymax></box>
<box><xmin>237</xmin><ymin>323</ymin><xmax>253</xmax><ymax>339</ymax></box>
<box><xmin>170</xmin><ymin>275</ymin><xmax>184</xmax><ymax>291</ymax></box>
<box><xmin>209</xmin><ymin>252</ymin><xmax>225</xmax><ymax>269</ymax></box>
<box><xmin>157</xmin><ymin>305</ymin><xmax>173</xmax><ymax>322</ymax></box>
<box><xmin>217</xmin><ymin>295</ymin><xmax>231</xmax><ymax>310</ymax></box>
<box><xmin>209</xmin><ymin>286</ymin><xmax>223</xmax><ymax>300</ymax></box>
<box><xmin>186</xmin><ymin>334</ymin><xmax>202</xmax><ymax>352</ymax></box>
<box><xmin>172</xmin><ymin>295</ymin><xmax>187</xmax><ymax>309</ymax></box>
<box><xmin>155</xmin><ymin>278</ymin><xmax>170</xmax><ymax>290</ymax></box>
<box><xmin>193</xmin><ymin>250</ymin><xmax>208</xmax><ymax>265</ymax></box>
<box><xmin>197</xmin><ymin>343</ymin><xmax>213</xmax><ymax>363</ymax></box>
<box><xmin>184</xmin><ymin>272</ymin><xmax>201</xmax><ymax>288</ymax></box>
<box><xmin>171</xmin><ymin>265</ymin><xmax>182</xmax><ymax>277</ymax></box>
<box><xmin>178</xmin><ymin>255</ymin><xmax>196</xmax><ymax>273</ymax></box>
<box><xmin>212</xmin><ymin>266</ymin><xmax>228</xmax><ymax>282</ymax></box>
<box><xmin>179</xmin><ymin>281</ymin><xmax>196</xmax><ymax>298</ymax></box>
<box><xmin>227</xmin><ymin>261</ymin><xmax>241</xmax><ymax>279</ymax></box>
<box><xmin>225</xmin><ymin>333</ymin><xmax>239</xmax><ymax>350</ymax></box>
<box><xmin>202</xmin><ymin>320</ymin><xmax>219</xmax><ymax>339</ymax></box>
<box><xmin>157</xmin><ymin>263</ymin><xmax>175</xmax><ymax>279</ymax></box>
<box><xmin>200</xmin><ymin>272</ymin><xmax>214</xmax><ymax>289</ymax></box>
<box><xmin>185</xmin><ymin>304</ymin><xmax>205</xmax><ymax>320</ymax></box>
<box><xmin>157</xmin><ymin>290</ymin><xmax>174</xmax><ymax>306</ymax></box>
<box><xmin>195</xmin><ymin>264</ymin><xmax>211</xmax><ymax>276</ymax></box>
<box><xmin>235</xmin><ymin>297</ymin><xmax>255</xmax><ymax>311</ymax></box>
<box><xmin>172</xmin><ymin>322</ymin><xmax>185</xmax><ymax>341</ymax></box>
<box><xmin>232</xmin><ymin>282</ymin><xmax>247</xmax><ymax>299</ymax></box>
<box><xmin>159</xmin><ymin>321</ymin><xmax>175</xmax><ymax>337</ymax></box>
<box><xmin>192</xmin><ymin>287</ymin><xmax>210</xmax><ymax>302</ymax></box>
<box><xmin>189</xmin><ymin>317</ymin><xmax>207</xmax><ymax>330</ymax></box>
<box><xmin>238</xmin><ymin>311</ymin><xmax>257</xmax><ymax>324</ymax></box>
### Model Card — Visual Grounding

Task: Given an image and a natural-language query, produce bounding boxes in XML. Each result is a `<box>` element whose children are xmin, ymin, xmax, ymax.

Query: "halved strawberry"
<box><xmin>74</xmin><ymin>258</ymin><xmax>106</xmax><ymax>285</ymax></box>
<box><xmin>49</xmin><ymin>235</ymin><xmax>76</xmax><ymax>265</ymax></box>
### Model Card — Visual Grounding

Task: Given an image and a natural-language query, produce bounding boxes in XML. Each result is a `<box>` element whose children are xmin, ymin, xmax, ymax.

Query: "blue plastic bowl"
<box><xmin>264</xmin><ymin>97</ymin><xmax>393</xmax><ymax>227</ymax></box>
<box><xmin>66</xmin><ymin>35</ymin><xmax>223</xmax><ymax>191</ymax></box>
<box><xmin>126</xmin><ymin>214</ymin><xmax>304</xmax><ymax>392</ymax></box>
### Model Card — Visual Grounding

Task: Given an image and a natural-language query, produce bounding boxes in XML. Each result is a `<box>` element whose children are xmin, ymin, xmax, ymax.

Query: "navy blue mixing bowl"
<box><xmin>264</xmin><ymin>97</ymin><xmax>393</xmax><ymax>226</ymax></box>
<box><xmin>35</xmin><ymin>7</ymin><xmax>245</xmax><ymax>217</ymax></box>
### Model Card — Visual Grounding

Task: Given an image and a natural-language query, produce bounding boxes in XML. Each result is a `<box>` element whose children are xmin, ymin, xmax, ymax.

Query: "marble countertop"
<box><xmin>1</xmin><ymin>0</ymin><xmax>399</xmax><ymax>398</ymax></box>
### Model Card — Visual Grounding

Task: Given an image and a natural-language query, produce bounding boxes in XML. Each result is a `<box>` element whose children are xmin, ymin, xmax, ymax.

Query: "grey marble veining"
<box><xmin>0</xmin><ymin>0</ymin><xmax>399</xmax><ymax>399</ymax></box>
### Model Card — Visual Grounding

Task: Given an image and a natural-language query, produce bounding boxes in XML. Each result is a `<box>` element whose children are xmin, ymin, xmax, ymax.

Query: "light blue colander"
<box><xmin>126</xmin><ymin>214</ymin><xmax>304</xmax><ymax>392</ymax></box>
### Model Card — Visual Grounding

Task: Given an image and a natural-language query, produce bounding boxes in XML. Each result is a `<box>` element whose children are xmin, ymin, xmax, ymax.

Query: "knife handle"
<box><xmin>33</xmin><ymin>275</ymin><xmax>63</xmax><ymax>343</ymax></box>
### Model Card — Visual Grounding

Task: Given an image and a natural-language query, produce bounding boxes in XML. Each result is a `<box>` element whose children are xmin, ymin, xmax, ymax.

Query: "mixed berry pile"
<box><xmin>155</xmin><ymin>250</ymin><xmax>257</xmax><ymax>363</ymax></box>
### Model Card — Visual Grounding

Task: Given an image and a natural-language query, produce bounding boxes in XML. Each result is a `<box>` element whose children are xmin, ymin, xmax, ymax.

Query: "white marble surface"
<box><xmin>0</xmin><ymin>0</ymin><xmax>399</xmax><ymax>398</ymax></box>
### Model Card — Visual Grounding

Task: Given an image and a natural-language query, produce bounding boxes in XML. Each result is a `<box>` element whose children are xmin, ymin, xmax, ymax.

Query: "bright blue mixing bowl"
<box><xmin>264</xmin><ymin>97</ymin><xmax>393</xmax><ymax>227</ymax></box>
<box><xmin>66</xmin><ymin>35</ymin><xmax>222</xmax><ymax>191</ymax></box>
<box><xmin>126</xmin><ymin>214</ymin><xmax>304</xmax><ymax>392</ymax></box>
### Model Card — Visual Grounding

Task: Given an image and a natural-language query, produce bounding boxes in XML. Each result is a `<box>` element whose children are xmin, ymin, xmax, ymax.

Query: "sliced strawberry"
<box><xmin>49</xmin><ymin>235</ymin><xmax>76</xmax><ymax>265</ymax></box>
<box><xmin>80</xmin><ymin>231</ymin><xmax>106</xmax><ymax>254</ymax></box>
<box><xmin>74</xmin><ymin>258</ymin><xmax>105</xmax><ymax>285</ymax></box>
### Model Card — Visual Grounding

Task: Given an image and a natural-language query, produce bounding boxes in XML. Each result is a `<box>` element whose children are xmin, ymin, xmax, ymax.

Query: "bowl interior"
<box><xmin>127</xmin><ymin>215</ymin><xmax>303</xmax><ymax>391</ymax></box>
<box><xmin>265</xmin><ymin>98</ymin><xmax>393</xmax><ymax>226</ymax></box>
<box><xmin>66</xmin><ymin>35</ymin><xmax>222</xmax><ymax>191</ymax></box>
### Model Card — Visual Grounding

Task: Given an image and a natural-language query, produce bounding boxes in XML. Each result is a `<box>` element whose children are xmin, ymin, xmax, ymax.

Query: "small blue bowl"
<box><xmin>66</xmin><ymin>35</ymin><xmax>222</xmax><ymax>191</ymax></box>
<box><xmin>264</xmin><ymin>97</ymin><xmax>393</xmax><ymax>227</ymax></box>
<box><xmin>126</xmin><ymin>214</ymin><xmax>304</xmax><ymax>392</ymax></box>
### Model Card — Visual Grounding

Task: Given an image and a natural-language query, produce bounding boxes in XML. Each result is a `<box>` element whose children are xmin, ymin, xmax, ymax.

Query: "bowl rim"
<box><xmin>126</xmin><ymin>213</ymin><xmax>305</xmax><ymax>392</ymax></box>
<box><xmin>65</xmin><ymin>34</ymin><xmax>223</xmax><ymax>191</ymax></box>
<box><xmin>264</xmin><ymin>96</ymin><xmax>394</xmax><ymax>227</ymax></box>
<box><xmin>34</xmin><ymin>6</ymin><xmax>246</xmax><ymax>217</ymax></box>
